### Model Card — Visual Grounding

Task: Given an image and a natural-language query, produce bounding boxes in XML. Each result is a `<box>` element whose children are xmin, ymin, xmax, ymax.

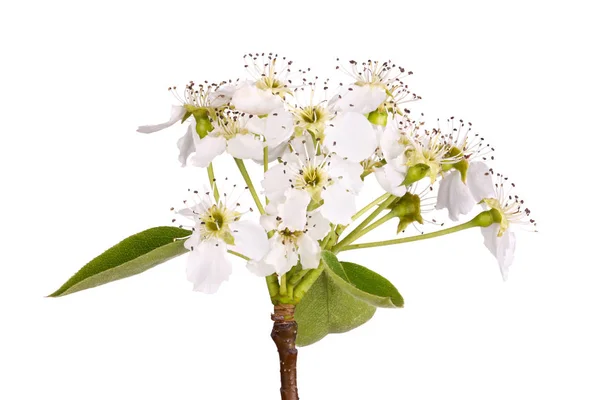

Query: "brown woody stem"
<box><xmin>271</xmin><ymin>304</ymin><xmax>299</xmax><ymax>400</ymax></box>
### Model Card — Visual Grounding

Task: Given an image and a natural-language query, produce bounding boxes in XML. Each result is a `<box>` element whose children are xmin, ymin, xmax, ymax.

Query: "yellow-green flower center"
<box><xmin>295</xmin><ymin>165</ymin><xmax>329</xmax><ymax>202</ymax></box>
<box><xmin>199</xmin><ymin>204</ymin><xmax>239</xmax><ymax>243</ymax></box>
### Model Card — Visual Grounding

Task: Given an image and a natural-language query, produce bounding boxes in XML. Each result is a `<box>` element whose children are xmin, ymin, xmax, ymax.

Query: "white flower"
<box><xmin>262</xmin><ymin>138</ymin><xmax>363</xmax><ymax>225</ymax></box>
<box><xmin>289</xmin><ymin>82</ymin><xmax>334</xmax><ymax>141</ymax></box>
<box><xmin>436</xmin><ymin>161</ymin><xmax>494</xmax><ymax>221</ymax></box>
<box><xmin>190</xmin><ymin>111</ymin><xmax>264</xmax><ymax>167</ymax></box>
<box><xmin>231</xmin><ymin>53</ymin><xmax>294</xmax><ymax>115</ymax></box>
<box><xmin>334</xmin><ymin>84</ymin><xmax>387</xmax><ymax>114</ymax></box>
<box><xmin>479</xmin><ymin>175</ymin><xmax>536</xmax><ymax>281</ymax></box>
<box><xmin>137</xmin><ymin>105</ymin><xmax>187</xmax><ymax>134</ymax></box>
<box><xmin>373</xmin><ymin>118</ymin><xmax>414</xmax><ymax>196</ymax></box>
<box><xmin>231</xmin><ymin>81</ymin><xmax>283</xmax><ymax>115</ymax></box>
<box><xmin>324</xmin><ymin>112</ymin><xmax>378</xmax><ymax>162</ymax></box>
<box><xmin>332</xmin><ymin>59</ymin><xmax>413</xmax><ymax>114</ymax></box>
<box><xmin>136</xmin><ymin>82</ymin><xmax>233</xmax><ymax>166</ymax></box>
<box><xmin>247</xmin><ymin>107</ymin><xmax>294</xmax><ymax>148</ymax></box>
<box><xmin>248</xmin><ymin>201</ymin><xmax>330</xmax><ymax>276</ymax></box>
<box><xmin>178</xmin><ymin>191</ymin><xmax>269</xmax><ymax>293</ymax></box>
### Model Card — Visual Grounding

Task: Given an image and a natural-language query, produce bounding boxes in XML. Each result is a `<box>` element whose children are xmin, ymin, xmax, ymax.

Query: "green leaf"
<box><xmin>295</xmin><ymin>271</ymin><xmax>376</xmax><ymax>347</ymax></box>
<box><xmin>321</xmin><ymin>250</ymin><xmax>404</xmax><ymax>308</ymax></box>
<box><xmin>48</xmin><ymin>226</ymin><xmax>191</xmax><ymax>297</ymax></box>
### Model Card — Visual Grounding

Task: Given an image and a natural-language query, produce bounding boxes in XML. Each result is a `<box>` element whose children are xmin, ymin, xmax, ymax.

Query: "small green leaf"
<box><xmin>48</xmin><ymin>227</ymin><xmax>191</xmax><ymax>297</ymax></box>
<box><xmin>321</xmin><ymin>250</ymin><xmax>404</xmax><ymax>308</ymax></box>
<box><xmin>295</xmin><ymin>272</ymin><xmax>376</xmax><ymax>347</ymax></box>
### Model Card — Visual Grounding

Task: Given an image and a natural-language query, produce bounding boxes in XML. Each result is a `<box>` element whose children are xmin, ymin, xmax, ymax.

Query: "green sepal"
<box><xmin>48</xmin><ymin>227</ymin><xmax>191</xmax><ymax>297</ymax></box>
<box><xmin>181</xmin><ymin>111</ymin><xmax>193</xmax><ymax>124</ymax></box>
<box><xmin>321</xmin><ymin>251</ymin><xmax>404</xmax><ymax>308</ymax></box>
<box><xmin>454</xmin><ymin>159</ymin><xmax>469</xmax><ymax>183</ymax></box>
<box><xmin>402</xmin><ymin>163</ymin><xmax>430</xmax><ymax>186</ymax></box>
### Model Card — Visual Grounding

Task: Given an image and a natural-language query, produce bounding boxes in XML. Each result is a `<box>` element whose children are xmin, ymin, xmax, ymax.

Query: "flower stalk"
<box><xmin>338</xmin><ymin>210</ymin><xmax>495</xmax><ymax>251</ymax></box>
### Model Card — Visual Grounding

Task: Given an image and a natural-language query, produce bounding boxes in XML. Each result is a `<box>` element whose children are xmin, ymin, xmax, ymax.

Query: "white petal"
<box><xmin>230</xmin><ymin>220</ymin><xmax>269</xmax><ymax>261</ymax></box>
<box><xmin>380</xmin><ymin>124</ymin><xmax>407</xmax><ymax>170</ymax></box>
<box><xmin>260</xmin><ymin>213</ymin><xmax>279</xmax><ymax>231</ymax></box>
<box><xmin>186</xmin><ymin>239</ymin><xmax>231</xmax><ymax>294</ymax></box>
<box><xmin>375</xmin><ymin>164</ymin><xmax>407</xmax><ymax>197</ymax></box>
<box><xmin>208</xmin><ymin>85</ymin><xmax>235</xmax><ymax>107</ymax></box>
<box><xmin>334</xmin><ymin>84</ymin><xmax>387</xmax><ymax>114</ymax></box>
<box><xmin>231</xmin><ymin>82</ymin><xmax>282</xmax><ymax>115</ymax></box>
<box><xmin>246</xmin><ymin>259</ymin><xmax>276</xmax><ymax>277</ymax></box>
<box><xmin>321</xmin><ymin>183</ymin><xmax>357</xmax><ymax>225</ymax></box>
<box><xmin>286</xmin><ymin>135</ymin><xmax>315</xmax><ymax>164</ymax></box>
<box><xmin>328</xmin><ymin>155</ymin><xmax>364</xmax><ymax>193</ymax></box>
<box><xmin>262</xmin><ymin>163</ymin><xmax>291</xmax><ymax>201</ymax></box>
<box><xmin>191</xmin><ymin>136</ymin><xmax>226</xmax><ymax>168</ymax></box>
<box><xmin>481</xmin><ymin>225</ymin><xmax>516</xmax><ymax>281</ymax></box>
<box><xmin>227</xmin><ymin>134</ymin><xmax>264</xmax><ymax>160</ymax></box>
<box><xmin>467</xmin><ymin>161</ymin><xmax>495</xmax><ymax>201</ymax></box>
<box><xmin>436</xmin><ymin>171</ymin><xmax>476</xmax><ymax>221</ymax></box>
<box><xmin>279</xmin><ymin>189</ymin><xmax>311</xmax><ymax>232</ymax></box>
<box><xmin>306</xmin><ymin>210</ymin><xmax>330</xmax><ymax>241</ymax></box>
<box><xmin>297</xmin><ymin>234</ymin><xmax>321</xmax><ymax>270</ymax></box>
<box><xmin>264</xmin><ymin>235</ymin><xmax>298</xmax><ymax>275</ymax></box>
<box><xmin>263</xmin><ymin>108</ymin><xmax>294</xmax><ymax>147</ymax></box>
<box><xmin>137</xmin><ymin>105</ymin><xmax>186</xmax><ymax>133</ymax></box>
<box><xmin>324</xmin><ymin>112</ymin><xmax>378</xmax><ymax>162</ymax></box>
<box><xmin>176</xmin><ymin>124</ymin><xmax>200</xmax><ymax>167</ymax></box>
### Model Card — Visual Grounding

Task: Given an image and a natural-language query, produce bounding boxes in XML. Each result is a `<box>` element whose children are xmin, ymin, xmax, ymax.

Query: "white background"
<box><xmin>1</xmin><ymin>1</ymin><xmax>598</xmax><ymax>399</ymax></box>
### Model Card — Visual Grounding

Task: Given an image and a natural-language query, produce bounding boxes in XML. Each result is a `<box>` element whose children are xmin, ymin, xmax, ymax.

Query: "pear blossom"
<box><xmin>177</xmin><ymin>190</ymin><xmax>269</xmax><ymax>293</ymax></box>
<box><xmin>137</xmin><ymin>82</ymin><xmax>234</xmax><ymax>166</ymax></box>
<box><xmin>436</xmin><ymin>161</ymin><xmax>494</xmax><ymax>221</ymax></box>
<box><xmin>289</xmin><ymin>81</ymin><xmax>334</xmax><ymax>142</ymax></box>
<box><xmin>479</xmin><ymin>175</ymin><xmax>536</xmax><ymax>280</ymax></box>
<box><xmin>262</xmin><ymin>138</ymin><xmax>363</xmax><ymax>225</ymax></box>
<box><xmin>373</xmin><ymin>117</ymin><xmax>418</xmax><ymax>196</ymax></box>
<box><xmin>231</xmin><ymin>53</ymin><xmax>294</xmax><ymax>115</ymax></box>
<box><xmin>435</xmin><ymin>118</ymin><xmax>496</xmax><ymax>220</ymax></box>
<box><xmin>248</xmin><ymin>201</ymin><xmax>330</xmax><ymax>276</ymax></box>
<box><xmin>248</xmin><ymin>107</ymin><xmax>295</xmax><ymax>148</ymax></box>
<box><xmin>190</xmin><ymin>111</ymin><xmax>264</xmax><ymax>167</ymax></box>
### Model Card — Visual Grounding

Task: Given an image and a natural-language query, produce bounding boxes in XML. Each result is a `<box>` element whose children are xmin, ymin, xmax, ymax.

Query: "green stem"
<box><xmin>266</xmin><ymin>274</ymin><xmax>280</xmax><ymax>305</ymax></box>
<box><xmin>332</xmin><ymin>195</ymin><xmax>396</xmax><ymax>253</ymax></box>
<box><xmin>263</xmin><ymin>146</ymin><xmax>269</xmax><ymax>174</ymax></box>
<box><xmin>321</xmin><ymin>224</ymin><xmax>337</xmax><ymax>249</ymax></box>
<box><xmin>288</xmin><ymin>269</ymin><xmax>310</xmax><ymax>286</ymax></box>
<box><xmin>352</xmin><ymin>193</ymin><xmax>389</xmax><ymax>221</ymax></box>
<box><xmin>234</xmin><ymin>158</ymin><xmax>265</xmax><ymax>215</ymax></box>
<box><xmin>293</xmin><ymin>267</ymin><xmax>324</xmax><ymax>303</ymax></box>
<box><xmin>207</xmin><ymin>163</ymin><xmax>219</xmax><ymax>202</ymax></box>
<box><xmin>338</xmin><ymin>219</ymin><xmax>479</xmax><ymax>251</ymax></box>
<box><xmin>263</xmin><ymin>147</ymin><xmax>269</xmax><ymax>205</ymax></box>
<box><xmin>280</xmin><ymin>273</ymin><xmax>288</xmax><ymax>297</ymax></box>
<box><xmin>346</xmin><ymin>212</ymin><xmax>395</xmax><ymax>244</ymax></box>
<box><xmin>227</xmin><ymin>250</ymin><xmax>249</xmax><ymax>261</ymax></box>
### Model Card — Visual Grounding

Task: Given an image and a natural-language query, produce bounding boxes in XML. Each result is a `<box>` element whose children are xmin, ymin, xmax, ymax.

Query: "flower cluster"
<box><xmin>139</xmin><ymin>53</ymin><xmax>535</xmax><ymax>293</ymax></box>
